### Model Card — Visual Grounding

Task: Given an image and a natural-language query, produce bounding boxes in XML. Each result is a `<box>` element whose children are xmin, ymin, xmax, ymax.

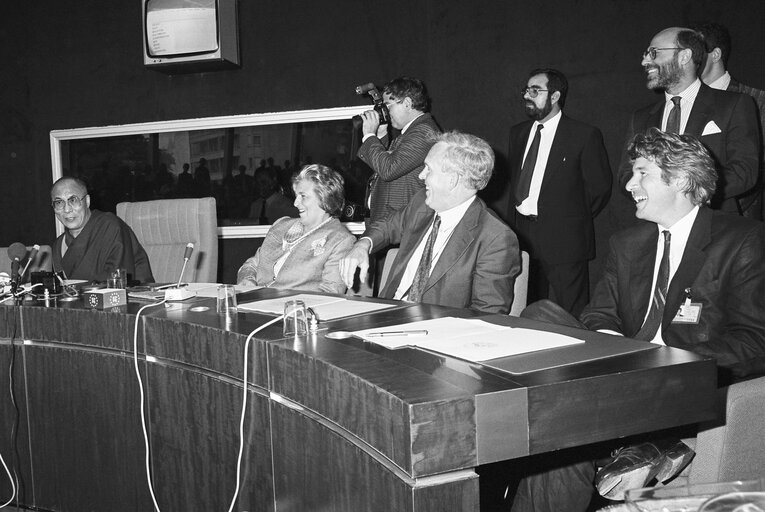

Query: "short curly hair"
<box><xmin>627</xmin><ymin>128</ymin><xmax>717</xmax><ymax>205</ymax></box>
<box><xmin>293</xmin><ymin>164</ymin><xmax>346</xmax><ymax>217</ymax></box>
<box><xmin>437</xmin><ymin>131</ymin><xmax>495</xmax><ymax>191</ymax></box>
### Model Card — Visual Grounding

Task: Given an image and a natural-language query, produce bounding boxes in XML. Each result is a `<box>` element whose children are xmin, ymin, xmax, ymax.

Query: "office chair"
<box><xmin>116</xmin><ymin>198</ymin><xmax>218</xmax><ymax>283</ymax></box>
<box><xmin>509</xmin><ymin>250</ymin><xmax>530</xmax><ymax>317</ymax></box>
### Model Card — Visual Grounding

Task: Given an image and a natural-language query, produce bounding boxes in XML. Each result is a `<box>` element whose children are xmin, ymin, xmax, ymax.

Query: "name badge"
<box><xmin>673</xmin><ymin>302</ymin><xmax>702</xmax><ymax>324</ymax></box>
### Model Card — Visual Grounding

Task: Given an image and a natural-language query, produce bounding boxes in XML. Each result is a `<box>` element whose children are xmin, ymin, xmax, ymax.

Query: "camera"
<box><xmin>341</xmin><ymin>201</ymin><xmax>368</xmax><ymax>222</ymax></box>
<box><xmin>354</xmin><ymin>82</ymin><xmax>390</xmax><ymax>124</ymax></box>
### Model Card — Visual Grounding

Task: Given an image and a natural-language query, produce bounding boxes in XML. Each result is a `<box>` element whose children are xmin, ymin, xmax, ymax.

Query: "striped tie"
<box><xmin>636</xmin><ymin>230</ymin><xmax>671</xmax><ymax>341</ymax></box>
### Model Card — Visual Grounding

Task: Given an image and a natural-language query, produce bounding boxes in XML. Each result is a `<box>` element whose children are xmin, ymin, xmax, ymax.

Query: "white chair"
<box><xmin>116</xmin><ymin>198</ymin><xmax>218</xmax><ymax>283</ymax></box>
<box><xmin>687</xmin><ymin>375</ymin><xmax>765</xmax><ymax>484</ymax></box>
<box><xmin>509</xmin><ymin>250</ymin><xmax>530</xmax><ymax>316</ymax></box>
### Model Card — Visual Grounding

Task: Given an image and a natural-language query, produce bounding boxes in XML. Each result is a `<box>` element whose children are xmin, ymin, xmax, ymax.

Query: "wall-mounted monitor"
<box><xmin>142</xmin><ymin>0</ymin><xmax>239</xmax><ymax>73</ymax></box>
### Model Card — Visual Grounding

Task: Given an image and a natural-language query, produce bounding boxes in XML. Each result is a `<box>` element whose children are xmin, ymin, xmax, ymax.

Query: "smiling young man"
<box><xmin>51</xmin><ymin>177</ymin><xmax>154</xmax><ymax>283</ymax></box>
<box><xmin>340</xmin><ymin>131</ymin><xmax>519</xmax><ymax>314</ymax></box>
<box><xmin>510</xmin><ymin>128</ymin><xmax>765</xmax><ymax>512</ymax></box>
<box><xmin>616</xmin><ymin>27</ymin><xmax>759</xmax><ymax>221</ymax></box>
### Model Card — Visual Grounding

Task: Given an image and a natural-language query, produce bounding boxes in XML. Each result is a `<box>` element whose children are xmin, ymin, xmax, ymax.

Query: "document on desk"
<box><xmin>353</xmin><ymin>317</ymin><xmax>584</xmax><ymax>361</ymax></box>
<box><xmin>237</xmin><ymin>293</ymin><xmax>396</xmax><ymax>320</ymax></box>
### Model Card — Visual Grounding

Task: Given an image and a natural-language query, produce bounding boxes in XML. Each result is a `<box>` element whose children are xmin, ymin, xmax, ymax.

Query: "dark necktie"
<box><xmin>515</xmin><ymin>124</ymin><xmax>543</xmax><ymax>206</ymax></box>
<box><xmin>408</xmin><ymin>215</ymin><xmax>441</xmax><ymax>303</ymax></box>
<box><xmin>666</xmin><ymin>96</ymin><xmax>681</xmax><ymax>134</ymax></box>
<box><xmin>635</xmin><ymin>230</ymin><xmax>671</xmax><ymax>341</ymax></box>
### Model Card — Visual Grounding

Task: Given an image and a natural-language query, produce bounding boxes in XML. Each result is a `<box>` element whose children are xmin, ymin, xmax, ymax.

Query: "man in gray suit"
<box><xmin>341</xmin><ymin>131</ymin><xmax>519</xmax><ymax>314</ymax></box>
<box><xmin>357</xmin><ymin>76</ymin><xmax>441</xmax><ymax>222</ymax></box>
<box><xmin>695</xmin><ymin>21</ymin><xmax>765</xmax><ymax>219</ymax></box>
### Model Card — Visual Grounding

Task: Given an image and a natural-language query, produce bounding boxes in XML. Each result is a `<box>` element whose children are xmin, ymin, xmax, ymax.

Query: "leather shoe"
<box><xmin>595</xmin><ymin>439</ymin><xmax>694</xmax><ymax>501</ymax></box>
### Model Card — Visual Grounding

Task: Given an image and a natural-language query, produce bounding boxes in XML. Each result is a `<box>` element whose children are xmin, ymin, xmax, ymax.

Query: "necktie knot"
<box><xmin>671</xmin><ymin>96</ymin><xmax>681</xmax><ymax>107</ymax></box>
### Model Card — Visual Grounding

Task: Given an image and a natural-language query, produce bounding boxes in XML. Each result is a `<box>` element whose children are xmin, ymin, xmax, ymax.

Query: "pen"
<box><xmin>366</xmin><ymin>330</ymin><xmax>429</xmax><ymax>337</ymax></box>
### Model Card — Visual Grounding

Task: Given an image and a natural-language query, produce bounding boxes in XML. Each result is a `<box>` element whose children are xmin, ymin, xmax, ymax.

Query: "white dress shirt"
<box><xmin>516</xmin><ymin>110</ymin><xmax>562</xmax><ymax>216</ymax></box>
<box><xmin>393</xmin><ymin>196</ymin><xmax>476</xmax><ymax>300</ymax></box>
<box><xmin>643</xmin><ymin>205</ymin><xmax>700</xmax><ymax>345</ymax></box>
<box><xmin>661</xmin><ymin>79</ymin><xmax>702</xmax><ymax>134</ymax></box>
<box><xmin>707</xmin><ymin>71</ymin><xmax>732</xmax><ymax>91</ymax></box>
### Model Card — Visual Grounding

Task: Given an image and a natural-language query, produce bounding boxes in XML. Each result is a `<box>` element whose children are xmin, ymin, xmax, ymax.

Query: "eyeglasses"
<box><xmin>52</xmin><ymin>195</ymin><xmax>86</xmax><ymax>212</ymax></box>
<box><xmin>643</xmin><ymin>47</ymin><xmax>682</xmax><ymax>60</ymax></box>
<box><xmin>521</xmin><ymin>87</ymin><xmax>548</xmax><ymax>98</ymax></box>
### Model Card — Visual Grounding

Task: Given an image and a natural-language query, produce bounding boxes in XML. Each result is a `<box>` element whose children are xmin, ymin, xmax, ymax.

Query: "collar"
<box><xmin>658</xmin><ymin>204</ymin><xmax>699</xmax><ymax>238</ymax></box>
<box><xmin>665</xmin><ymin>78</ymin><xmax>702</xmax><ymax>103</ymax></box>
<box><xmin>707</xmin><ymin>71</ymin><xmax>731</xmax><ymax>91</ymax></box>
<box><xmin>435</xmin><ymin>195</ymin><xmax>476</xmax><ymax>228</ymax></box>
<box><xmin>533</xmin><ymin>109</ymin><xmax>562</xmax><ymax>132</ymax></box>
<box><xmin>401</xmin><ymin>112</ymin><xmax>425</xmax><ymax>134</ymax></box>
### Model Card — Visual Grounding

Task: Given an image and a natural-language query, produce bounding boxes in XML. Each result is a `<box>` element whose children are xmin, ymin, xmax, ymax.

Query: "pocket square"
<box><xmin>702</xmin><ymin>120</ymin><xmax>722</xmax><ymax>136</ymax></box>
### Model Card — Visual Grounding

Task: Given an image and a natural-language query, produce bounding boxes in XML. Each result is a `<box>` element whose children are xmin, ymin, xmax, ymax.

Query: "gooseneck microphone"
<box><xmin>164</xmin><ymin>243</ymin><xmax>195</xmax><ymax>302</ymax></box>
<box><xmin>19</xmin><ymin>244</ymin><xmax>40</xmax><ymax>283</ymax></box>
<box><xmin>176</xmin><ymin>242</ymin><xmax>194</xmax><ymax>288</ymax></box>
<box><xmin>355</xmin><ymin>82</ymin><xmax>376</xmax><ymax>95</ymax></box>
<box><xmin>7</xmin><ymin>242</ymin><xmax>27</xmax><ymax>294</ymax></box>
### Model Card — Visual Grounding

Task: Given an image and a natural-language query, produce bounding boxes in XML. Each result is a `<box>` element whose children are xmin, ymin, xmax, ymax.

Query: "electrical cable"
<box><xmin>132</xmin><ymin>299</ymin><xmax>168</xmax><ymax>512</ymax></box>
<box><xmin>226</xmin><ymin>315</ymin><xmax>284</xmax><ymax>512</ymax></box>
<box><xmin>1</xmin><ymin>300</ymin><xmax>20</xmax><ymax>509</ymax></box>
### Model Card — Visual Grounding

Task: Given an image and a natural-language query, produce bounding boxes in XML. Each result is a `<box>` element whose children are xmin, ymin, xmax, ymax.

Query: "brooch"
<box><xmin>311</xmin><ymin>238</ymin><xmax>326</xmax><ymax>256</ymax></box>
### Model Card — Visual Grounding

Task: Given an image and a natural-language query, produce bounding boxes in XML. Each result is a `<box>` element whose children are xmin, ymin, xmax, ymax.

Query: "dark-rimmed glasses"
<box><xmin>643</xmin><ymin>47</ymin><xmax>682</xmax><ymax>60</ymax></box>
<box><xmin>521</xmin><ymin>87</ymin><xmax>548</xmax><ymax>98</ymax></box>
<box><xmin>52</xmin><ymin>195</ymin><xmax>86</xmax><ymax>212</ymax></box>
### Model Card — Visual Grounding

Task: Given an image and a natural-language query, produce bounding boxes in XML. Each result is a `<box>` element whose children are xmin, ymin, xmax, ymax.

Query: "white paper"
<box><xmin>237</xmin><ymin>293</ymin><xmax>396</xmax><ymax>321</ymax></box>
<box><xmin>353</xmin><ymin>317</ymin><xmax>584</xmax><ymax>361</ymax></box>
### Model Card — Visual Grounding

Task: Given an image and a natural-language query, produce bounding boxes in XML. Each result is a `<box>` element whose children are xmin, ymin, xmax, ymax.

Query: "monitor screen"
<box><xmin>145</xmin><ymin>0</ymin><xmax>219</xmax><ymax>57</ymax></box>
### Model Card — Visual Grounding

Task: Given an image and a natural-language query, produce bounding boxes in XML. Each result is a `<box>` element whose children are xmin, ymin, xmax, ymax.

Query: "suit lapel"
<box><xmin>539</xmin><ymin>116</ymin><xmax>567</xmax><ymax>193</ymax></box>
<box><xmin>684</xmin><ymin>85</ymin><xmax>713</xmax><ymax>136</ymax></box>
<box><xmin>423</xmin><ymin>199</ymin><xmax>481</xmax><ymax>292</ymax></box>
<box><xmin>647</xmin><ymin>101</ymin><xmax>663</xmax><ymax>129</ymax></box>
<box><xmin>628</xmin><ymin>227</ymin><xmax>659</xmax><ymax>332</ymax></box>
<box><xmin>662</xmin><ymin>208</ymin><xmax>711</xmax><ymax>329</ymax></box>
<box><xmin>383</xmin><ymin>207</ymin><xmax>433</xmax><ymax>295</ymax></box>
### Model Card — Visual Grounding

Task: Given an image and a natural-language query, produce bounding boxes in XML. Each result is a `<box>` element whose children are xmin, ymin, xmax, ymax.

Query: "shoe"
<box><xmin>595</xmin><ymin>440</ymin><xmax>694</xmax><ymax>501</ymax></box>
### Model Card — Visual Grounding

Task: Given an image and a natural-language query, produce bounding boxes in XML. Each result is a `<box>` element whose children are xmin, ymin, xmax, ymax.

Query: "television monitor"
<box><xmin>143</xmin><ymin>0</ymin><xmax>239</xmax><ymax>73</ymax></box>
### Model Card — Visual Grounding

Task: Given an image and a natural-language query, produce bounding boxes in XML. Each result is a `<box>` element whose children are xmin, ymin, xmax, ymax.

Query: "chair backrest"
<box><xmin>116</xmin><ymin>198</ymin><xmax>218</xmax><ymax>283</ymax></box>
<box><xmin>509</xmin><ymin>250</ymin><xmax>530</xmax><ymax>317</ymax></box>
<box><xmin>689</xmin><ymin>375</ymin><xmax>765</xmax><ymax>484</ymax></box>
<box><xmin>0</xmin><ymin>245</ymin><xmax>53</xmax><ymax>280</ymax></box>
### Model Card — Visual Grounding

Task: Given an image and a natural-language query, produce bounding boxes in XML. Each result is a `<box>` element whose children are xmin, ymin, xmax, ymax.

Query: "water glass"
<box><xmin>283</xmin><ymin>299</ymin><xmax>308</xmax><ymax>337</ymax></box>
<box><xmin>107</xmin><ymin>268</ymin><xmax>127</xmax><ymax>289</ymax></box>
<box><xmin>216</xmin><ymin>284</ymin><xmax>237</xmax><ymax>314</ymax></box>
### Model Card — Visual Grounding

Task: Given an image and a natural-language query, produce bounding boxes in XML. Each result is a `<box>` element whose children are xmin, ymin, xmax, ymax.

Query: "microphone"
<box><xmin>7</xmin><ymin>242</ymin><xmax>27</xmax><ymax>294</ymax></box>
<box><xmin>165</xmin><ymin>243</ymin><xmax>195</xmax><ymax>301</ymax></box>
<box><xmin>355</xmin><ymin>82</ymin><xmax>376</xmax><ymax>95</ymax></box>
<box><xmin>19</xmin><ymin>244</ymin><xmax>40</xmax><ymax>283</ymax></box>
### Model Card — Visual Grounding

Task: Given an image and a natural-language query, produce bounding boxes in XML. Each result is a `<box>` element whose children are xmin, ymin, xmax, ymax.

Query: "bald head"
<box><xmin>51</xmin><ymin>177</ymin><xmax>92</xmax><ymax>236</ymax></box>
<box><xmin>642</xmin><ymin>27</ymin><xmax>705</xmax><ymax>94</ymax></box>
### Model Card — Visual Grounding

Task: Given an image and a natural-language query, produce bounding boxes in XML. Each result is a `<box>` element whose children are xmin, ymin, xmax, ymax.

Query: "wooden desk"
<box><xmin>0</xmin><ymin>290</ymin><xmax>717</xmax><ymax>511</ymax></box>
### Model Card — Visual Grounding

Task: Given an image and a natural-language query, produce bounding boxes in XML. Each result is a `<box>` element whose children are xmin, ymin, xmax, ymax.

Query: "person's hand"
<box><xmin>339</xmin><ymin>239</ymin><xmax>371</xmax><ymax>289</ymax></box>
<box><xmin>360</xmin><ymin>110</ymin><xmax>381</xmax><ymax>136</ymax></box>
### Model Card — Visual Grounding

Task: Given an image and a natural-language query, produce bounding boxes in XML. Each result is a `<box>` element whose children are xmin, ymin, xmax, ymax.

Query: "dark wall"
<box><xmin>2</xmin><ymin>0</ymin><xmax>765</xmax><ymax>277</ymax></box>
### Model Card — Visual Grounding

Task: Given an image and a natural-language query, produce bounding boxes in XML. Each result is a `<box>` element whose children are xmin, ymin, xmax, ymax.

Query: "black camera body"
<box><xmin>355</xmin><ymin>82</ymin><xmax>390</xmax><ymax>124</ymax></box>
<box><xmin>341</xmin><ymin>202</ymin><xmax>369</xmax><ymax>222</ymax></box>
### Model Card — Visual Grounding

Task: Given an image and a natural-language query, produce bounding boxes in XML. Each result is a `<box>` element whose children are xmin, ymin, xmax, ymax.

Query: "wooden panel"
<box><xmin>270</xmin><ymin>403</ymin><xmax>479</xmax><ymax>512</ymax></box>
<box><xmin>0</xmin><ymin>338</ymin><xmax>32</xmax><ymax>505</ymax></box>
<box><xmin>146</xmin><ymin>362</ymin><xmax>274</xmax><ymax>511</ymax></box>
<box><xmin>21</xmin><ymin>345</ymin><xmax>153</xmax><ymax>511</ymax></box>
<box><xmin>268</xmin><ymin>335</ymin><xmax>477</xmax><ymax>477</ymax></box>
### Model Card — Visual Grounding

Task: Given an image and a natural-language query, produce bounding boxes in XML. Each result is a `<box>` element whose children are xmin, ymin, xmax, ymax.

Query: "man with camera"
<box><xmin>357</xmin><ymin>76</ymin><xmax>441</xmax><ymax>223</ymax></box>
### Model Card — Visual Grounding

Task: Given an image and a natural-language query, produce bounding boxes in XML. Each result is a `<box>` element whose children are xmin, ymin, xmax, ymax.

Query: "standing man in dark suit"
<box><xmin>511</xmin><ymin>128</ymin><xmax>765</xmax><ymax>512</ymax></box>
<box><xmin>619</xmin><ymin>27</ymin><xmax>760</xmax><ymax>217</ymax></box>
<box><xmin>509</xmin><ymin>68</ymin><xmax>611</xmax><ymax>316</ymax></box>
<box><xmin>357</xmin><ymin>77</ymin><xmax>441</xmax><ymax>222</ymax></box>
<box><xmin>695</xmin><ymin>21</ymin><xmax>765</xmax><ymax>220</ymax></box>
<box><xmin>341</xmin><ymin>131</ymin><xmax>519</xmax><ymax>314</ymax></box>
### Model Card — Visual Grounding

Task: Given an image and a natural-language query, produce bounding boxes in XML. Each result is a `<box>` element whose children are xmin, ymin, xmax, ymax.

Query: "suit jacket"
<box><xmin>508</xmin><ymin>114</ymin><xmax>612</xmax><ymax>264</ymax></box>
<box><xmin>358</xmin><ymin>113</ymin><xmax>440</xmax><ymax>222</ymax></box>
<box><xmin>581</xmin><ymin>207</ymin><xmax>765</xmax><ymax>380</ymax></box>
<box><xmin>728</xmin><ymin>77</ymin><xmax>765</xmax><ymax>218</ymax></box>
<box><xmin>365</xmin><ymin>189</ymin><xmax>520</xmax><ymax>314</ymax></box>
<box><xmin>237</xmin><ymin>217</ymin><xmax>355</xmax><ymax>294</ymax></box>
<box><xmin>620</xmin><ymin>83</ymin><xmax>760</xmax><ymax>213</ymax></box>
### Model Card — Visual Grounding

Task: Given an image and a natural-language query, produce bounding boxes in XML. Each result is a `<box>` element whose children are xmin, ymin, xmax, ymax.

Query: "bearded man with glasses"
<box><xmin>616</xmin><ymin>27</ymin><xmax>759</xmax><ymax>225</ymax></box>
<box><xmin>50</xmin><ymin>177</ymin><xmax>154</xmax><ymax>284</ymax></box>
